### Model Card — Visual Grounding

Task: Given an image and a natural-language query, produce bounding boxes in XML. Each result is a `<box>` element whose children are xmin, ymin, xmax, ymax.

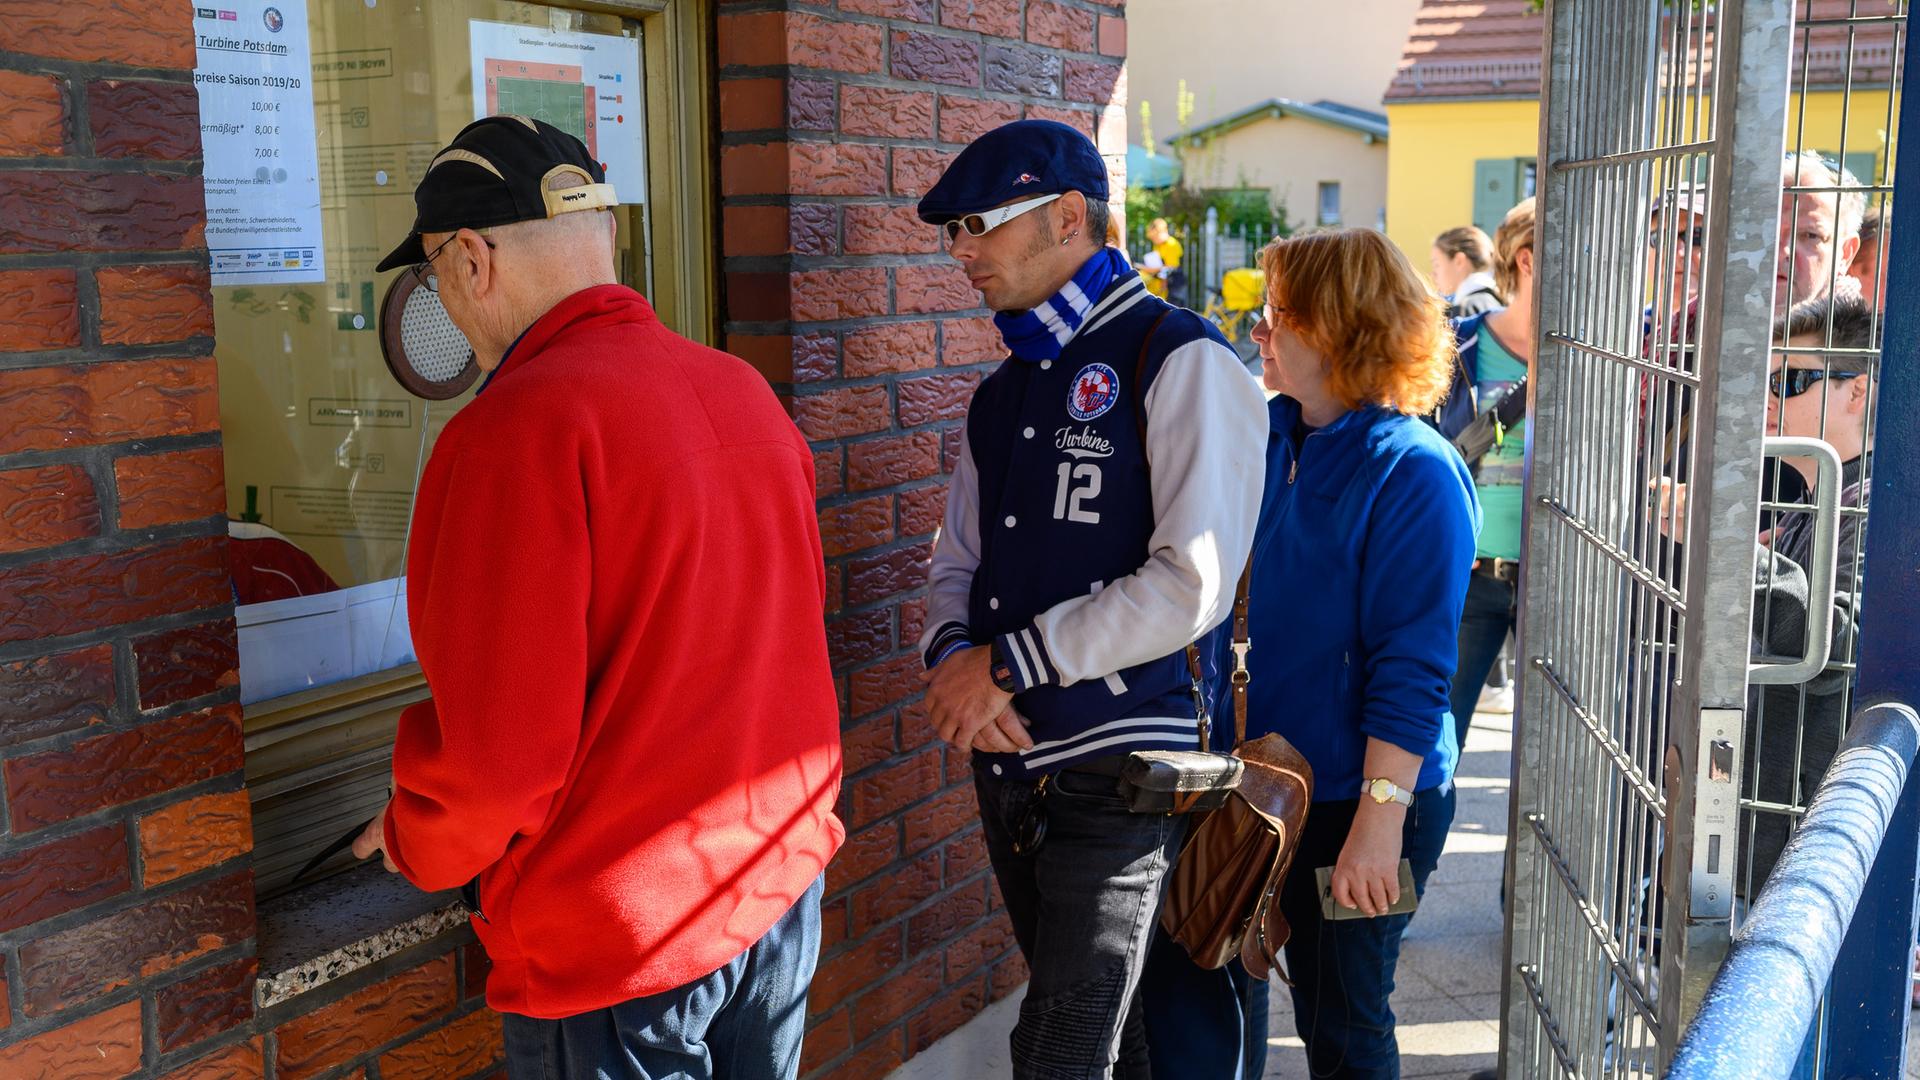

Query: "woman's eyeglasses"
<box><xmin>1769</xmin><ymin>366</ymin><xmax>1860</xmax><ymax>399</ymax></box>
<box><xmin>941</xmin><ymin>193</ymin><xmax>1064</xmax><ymax>245</ymax></box>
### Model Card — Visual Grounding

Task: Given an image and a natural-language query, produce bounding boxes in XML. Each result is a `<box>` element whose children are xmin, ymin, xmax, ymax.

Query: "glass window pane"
<box><xmin>212</xmin><ymin>0</ymin><xmax>650</xmax><ymax>704</ymax></box>
<box><xmin>1317</xmin><ymin>181</ymin><xmax>1341</xmax><ymax>226</ymax></box>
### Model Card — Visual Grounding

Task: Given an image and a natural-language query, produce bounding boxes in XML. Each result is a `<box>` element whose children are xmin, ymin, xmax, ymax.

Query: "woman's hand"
<box><xmin>1331</xmin><ymin>801</ymin><xmax>1406</xmax><ymax>916</ymax></box>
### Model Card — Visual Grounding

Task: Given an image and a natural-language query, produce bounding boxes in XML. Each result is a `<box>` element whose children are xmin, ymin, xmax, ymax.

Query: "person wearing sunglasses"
<box><xmin>914</xmin><ymin>119</ymin><xmax>1267</xmax><ymax>1078</ymax></box>
<box><xmin>1655</xmin><ymin>295</ymin><xmax>1878</xmax><ymax>909</ymax></box>
<box><xmin>1748</xmin><ymin>294</ymin><xmax>1877</xmax><ymax>902</ymax></box>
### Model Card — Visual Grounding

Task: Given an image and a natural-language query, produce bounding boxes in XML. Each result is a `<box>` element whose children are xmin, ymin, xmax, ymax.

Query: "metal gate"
<box><xmin>1504</xmin><ymin>0</ymin><xmax>1786</xmax><ymax>1074</ymax></box>
<box><xmin>1504</xmin><ymin>0</ymin><xmax>1908</xmax><ymax>1075</ymax></box>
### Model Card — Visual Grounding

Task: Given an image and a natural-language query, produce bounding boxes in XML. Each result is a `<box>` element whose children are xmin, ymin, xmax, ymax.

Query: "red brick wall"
<box><xmin>0</xmin><ymin>9</ymin><xmax>507</xmax><ymax>1080</ymax></box>
<box><xmin>0</xmin><ymin>4</ymin><xmax>260</xmax><ymax>1076</ymax></box>
<box><xmin>714</xmin><ymin>2</ymin><xmax>1129</xmax><ymax>1076</ymax></box>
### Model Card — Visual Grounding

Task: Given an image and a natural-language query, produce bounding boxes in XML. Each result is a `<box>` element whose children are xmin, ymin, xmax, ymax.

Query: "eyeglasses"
<box><xmin>1769</xmin><ymin>366</ymin><xmax>1861</xmax><ymax>399</ymax></box>
<box><xmin>1261</xmin><ymin>303</ymin><xmax>1289</xmax><ymax>326</ymax></box>
<box><xmin>409</xmin><ymin>232</ymin><xmax>496</xmax><ymax>293</ymax></box>
<box><xmin>941</xmin><ymin>193</ymin><xmax>1064</xmax><ymax>245</ymax></box>
<box><xmin>1647</xmin><ymin>227</ymin><xmax>1707</xmax><ymax>250</ymax></box>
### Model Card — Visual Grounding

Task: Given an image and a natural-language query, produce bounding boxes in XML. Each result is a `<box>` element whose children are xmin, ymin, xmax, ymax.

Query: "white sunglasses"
<box><xmin>942</xmin><ymin>193</ymin><xmax>1064</xmax><ymax>244</ymax></box>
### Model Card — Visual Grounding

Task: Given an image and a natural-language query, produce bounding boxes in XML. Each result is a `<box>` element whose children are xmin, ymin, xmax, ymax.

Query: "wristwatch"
<box><xmin>1361</xmin><ymin>777</ymin><xmax>1413</xmax><ymax>807</ymax></box>
<box><xmin>987</xmin><ymin>641</ymin><xmax>1018</xmax><ymax>693</ymax></box>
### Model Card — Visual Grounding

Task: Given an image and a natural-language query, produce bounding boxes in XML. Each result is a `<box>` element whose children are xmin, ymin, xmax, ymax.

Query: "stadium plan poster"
<box><xmin>193</xmin><ymin>0</ymin><xmax>325</xmax><ymax>285</ymax></box>
<box><xmin>467</xmin><ymin>19</ymin><xmax>647</xmax><ymax>203</ymax></box>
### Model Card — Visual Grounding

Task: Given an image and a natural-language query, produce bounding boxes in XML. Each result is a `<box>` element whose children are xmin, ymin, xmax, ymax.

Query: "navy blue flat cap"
<box><xmin>916</xmin><ymin>119</ymin><xmax>1110</xmax><ymax>224</ymax></box>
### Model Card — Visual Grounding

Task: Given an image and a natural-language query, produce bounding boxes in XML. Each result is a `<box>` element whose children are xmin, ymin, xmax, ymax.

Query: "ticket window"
<box><xmin>210</xmin><ymin>0</ymin><xmax>713</xmax><ymax>896</ymax></box>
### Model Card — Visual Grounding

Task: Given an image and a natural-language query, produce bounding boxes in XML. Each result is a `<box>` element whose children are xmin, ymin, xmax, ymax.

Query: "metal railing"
<box><xmin>1671</xmin><ymin>702</ymin><xmax>1920</xmax><ymax>1078</ymax></box>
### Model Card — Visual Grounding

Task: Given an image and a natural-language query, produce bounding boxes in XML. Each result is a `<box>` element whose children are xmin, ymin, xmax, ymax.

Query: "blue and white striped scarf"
<box><xmin>994</xmin><ymin>247</ymin><xmax>1133</xmax><ymax>362</ymax></box>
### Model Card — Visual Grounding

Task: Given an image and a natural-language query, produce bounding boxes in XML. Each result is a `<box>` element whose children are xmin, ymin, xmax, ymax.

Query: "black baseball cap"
<box><xmin>374</xmin><ymin>115</ymin><xmax>618</xmax><ymax>272</ymax></box>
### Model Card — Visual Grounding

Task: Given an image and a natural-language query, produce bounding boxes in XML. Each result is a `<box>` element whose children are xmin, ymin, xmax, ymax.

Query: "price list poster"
<box><xmin>193</xmin><ymin>1</ymin><xmax>325</xmax><ymax>285</ymax></box>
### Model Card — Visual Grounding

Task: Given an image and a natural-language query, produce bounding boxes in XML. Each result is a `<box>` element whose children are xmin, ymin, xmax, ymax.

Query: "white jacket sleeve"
<box><xmin>995</xmin><ymin>338</ymin><xmax>1268</xmax><ymax>690</ymax></box>
<box><xmin>917</xmin><ymin>423</ymin><xmax>982</xmax><ymax>668</ymax></box>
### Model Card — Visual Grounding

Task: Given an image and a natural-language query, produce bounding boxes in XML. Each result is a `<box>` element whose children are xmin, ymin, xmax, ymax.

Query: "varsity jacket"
<box><xmin>918</xmin><ymin>275</ymin><xmax>1268</xmax><ymax>778</ymax></box>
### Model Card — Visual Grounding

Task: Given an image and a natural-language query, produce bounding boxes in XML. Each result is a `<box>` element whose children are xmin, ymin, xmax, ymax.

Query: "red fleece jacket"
<box><xmin>385</xmin><ymin>285</ymin><xmax>844</xmax><ymax>1018</ymax></box>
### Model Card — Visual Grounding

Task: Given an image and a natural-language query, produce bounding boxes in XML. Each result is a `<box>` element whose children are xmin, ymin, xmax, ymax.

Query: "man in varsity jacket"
<box><xmin>916</xmin><ymin>120</ymin><xmax>1267</xmax><ymax>1078</ymax></box>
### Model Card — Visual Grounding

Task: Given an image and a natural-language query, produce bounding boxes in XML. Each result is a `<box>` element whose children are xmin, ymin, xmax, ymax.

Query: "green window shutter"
<box><xmin>1474</xmin><ymin>158</ymin><xmax>1514</xmax><ymax>235</ymax></box>
<box><xmin>1843</xmin><ymin>150</ymin><xmax>1877</xmax><ymax>186</ymax></box>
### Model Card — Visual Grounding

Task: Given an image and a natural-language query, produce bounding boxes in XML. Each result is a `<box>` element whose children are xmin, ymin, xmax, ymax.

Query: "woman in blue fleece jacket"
<box><xmin>1142</xmin><ymin>229</ymin><xmax>1481</xmax><ymax>1080</ymax></box>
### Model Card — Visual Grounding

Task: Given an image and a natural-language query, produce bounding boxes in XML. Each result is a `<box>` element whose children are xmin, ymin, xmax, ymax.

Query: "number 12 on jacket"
<box><xmin>1054</xmin><ymin>462</ymin><xmax>1102</xmax><ymax>523</ymax></box>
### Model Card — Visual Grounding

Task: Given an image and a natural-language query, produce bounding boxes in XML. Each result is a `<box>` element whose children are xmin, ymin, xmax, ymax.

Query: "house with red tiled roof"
<box><xmin>1382</xmin><ymin>0</ymin><xmax>1899</xmax><ymax>265</ymax></box>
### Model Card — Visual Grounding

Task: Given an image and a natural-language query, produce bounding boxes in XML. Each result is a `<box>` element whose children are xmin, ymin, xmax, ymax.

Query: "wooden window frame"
<box><xmin>244</xmin><ymin>0</ymin><xmax>714</xmax><ymax>899</ymax></box>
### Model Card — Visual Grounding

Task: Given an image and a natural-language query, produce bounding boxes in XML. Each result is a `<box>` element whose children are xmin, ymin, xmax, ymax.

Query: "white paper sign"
<box><xmin>193</xmin><ymin>0</ymin><xmax>325</xmax><ymax>285</ymax></box>
<box><xmin>468</xmin><ymin>19</ymin><xmax>647</xmax><ymax>203</ymax></box>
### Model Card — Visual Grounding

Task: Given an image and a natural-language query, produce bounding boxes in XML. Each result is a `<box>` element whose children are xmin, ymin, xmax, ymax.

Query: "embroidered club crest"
<box><xmin>1066</xmin><ymin>363</ymin><xmax>1120</xmax><ymax>421</ymax></box>
<box><xmin>1014</xmin><ymin>173</ymin><xmax>1040</xmax><ymax>186</ymax></box>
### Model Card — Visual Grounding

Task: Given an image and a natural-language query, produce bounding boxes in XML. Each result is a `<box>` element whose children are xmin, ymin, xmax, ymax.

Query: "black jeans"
<box><xmin>976</xmin><ymin>762</ymin><xmax>1187</xmax><ymax>1080</ymax></box>
<box><xmin>1449</xmin><ymin>570</ymin><xmax>1517</xmax><ymax>754</ymax></box>
<box><xmin>1276</xmin><ymin>785</ymin><xmax>1455</xmax><ymax>1080</ymax></box>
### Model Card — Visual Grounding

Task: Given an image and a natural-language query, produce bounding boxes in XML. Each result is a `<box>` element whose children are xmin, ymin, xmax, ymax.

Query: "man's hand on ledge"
<box><xmin>351</xmin><ymin>798</ymin><xmax>399</xmax><ymax>873</ymax></box>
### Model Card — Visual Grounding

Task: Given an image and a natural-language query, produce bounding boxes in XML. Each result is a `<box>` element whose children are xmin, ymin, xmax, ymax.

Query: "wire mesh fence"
<box><xmin>1513</xmin><ymin>1</ymin><xmax>1906</xmax><ymax>1075</ymax></box>
<box><xmin>1513</xmin><ymin>0</ymin><xmax>1790</xmax><ymax>1074</ymax></box>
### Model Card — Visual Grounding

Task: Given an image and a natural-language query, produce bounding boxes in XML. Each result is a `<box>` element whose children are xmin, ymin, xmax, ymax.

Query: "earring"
<box><xmin>1061</xmin><ymin>229</ymin><xmax>1079</xmax><ymax>246</ymax></box>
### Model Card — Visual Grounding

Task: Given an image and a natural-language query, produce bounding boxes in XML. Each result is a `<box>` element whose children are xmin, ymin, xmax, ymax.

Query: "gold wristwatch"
<box><xmin>1361</xmin><ymin>777</ymin><xmax>1413</xmax><ymax>807</ymax></box>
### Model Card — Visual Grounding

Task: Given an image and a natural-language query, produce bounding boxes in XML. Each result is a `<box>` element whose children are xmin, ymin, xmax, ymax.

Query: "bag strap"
<box><xmin>1229</xmin><ymin>562</ymin><xmax>1252</xmax><ymax>747</ymax></box>
<box><xmin>1133</xmin><ymin>309</ymin><xmax>1172</xmax><ymax>447</ymax></box>
<box><xmin>1493</xmin><ymin>373</ymin><xmax>1529</xmax><ymax>430</ymax></box>
<box><xmin>1131</xmin><ymin>308</ymin><xmax>1257</xmax><ymax>752</ymax></box>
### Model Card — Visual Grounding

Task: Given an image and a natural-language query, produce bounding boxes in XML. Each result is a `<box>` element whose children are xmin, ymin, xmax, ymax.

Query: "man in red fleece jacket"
<box><xmin>351</xmin><ymin>115</ymin><xmax>844</xmax><ymax>1079</ymax></box>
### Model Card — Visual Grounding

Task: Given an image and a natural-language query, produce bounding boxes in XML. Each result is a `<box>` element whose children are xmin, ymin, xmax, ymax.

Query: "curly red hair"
<box><xmin>1259</xmin><ymin>229</ymin><xmax>1457</xmax><ymax>415</ymax></box>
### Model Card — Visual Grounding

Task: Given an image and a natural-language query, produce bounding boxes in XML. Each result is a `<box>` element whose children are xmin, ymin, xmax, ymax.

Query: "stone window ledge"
<box><xmin>255</xmin><ymin>862</ymin><xmax>468</xmax><ymax>1009</ymax></box>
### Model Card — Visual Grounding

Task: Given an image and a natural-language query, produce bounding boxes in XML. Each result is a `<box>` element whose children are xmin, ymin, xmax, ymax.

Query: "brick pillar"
<box><xmin>0</xmin><ymin>6</ymin><xmax>259</xmax><ymax>1078</ymax></box>
<box><xmin>715</xmin><ymin>2</ymin><xmax>1128</xmax><ymax>1076</ymax></box>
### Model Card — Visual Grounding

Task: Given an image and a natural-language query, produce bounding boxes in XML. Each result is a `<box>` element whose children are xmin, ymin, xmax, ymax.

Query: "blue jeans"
<box><xmin>1140</xmin><ymin>935</ymin><xmax>1269</xmax><ymax>1079</ymax></box>
<box><xmin>976</xmin><ymin>761</ymin><xmax>1187</xmax><ymax>1080</ymax></box>
<box><xmin>501</xmin><ymin>876</ymin><xmax>822</xmax><ymax>1080</ymax></box>
<box><xmin>1449</xmin><ymin>571</ymin><xmax>1516</xmax><ymax>754</ymax></box>
<box><xmin>1281</xmin><ymin>785</ymin><xmax>1454</xmax><ymax>1080</ymax></box>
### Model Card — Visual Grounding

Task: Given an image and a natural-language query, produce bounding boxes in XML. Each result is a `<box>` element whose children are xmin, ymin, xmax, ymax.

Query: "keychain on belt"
<box><xmin>1013</xmin><ymin>775</ymin><xmax>1050</xmax><ymax>856</ymax></box>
